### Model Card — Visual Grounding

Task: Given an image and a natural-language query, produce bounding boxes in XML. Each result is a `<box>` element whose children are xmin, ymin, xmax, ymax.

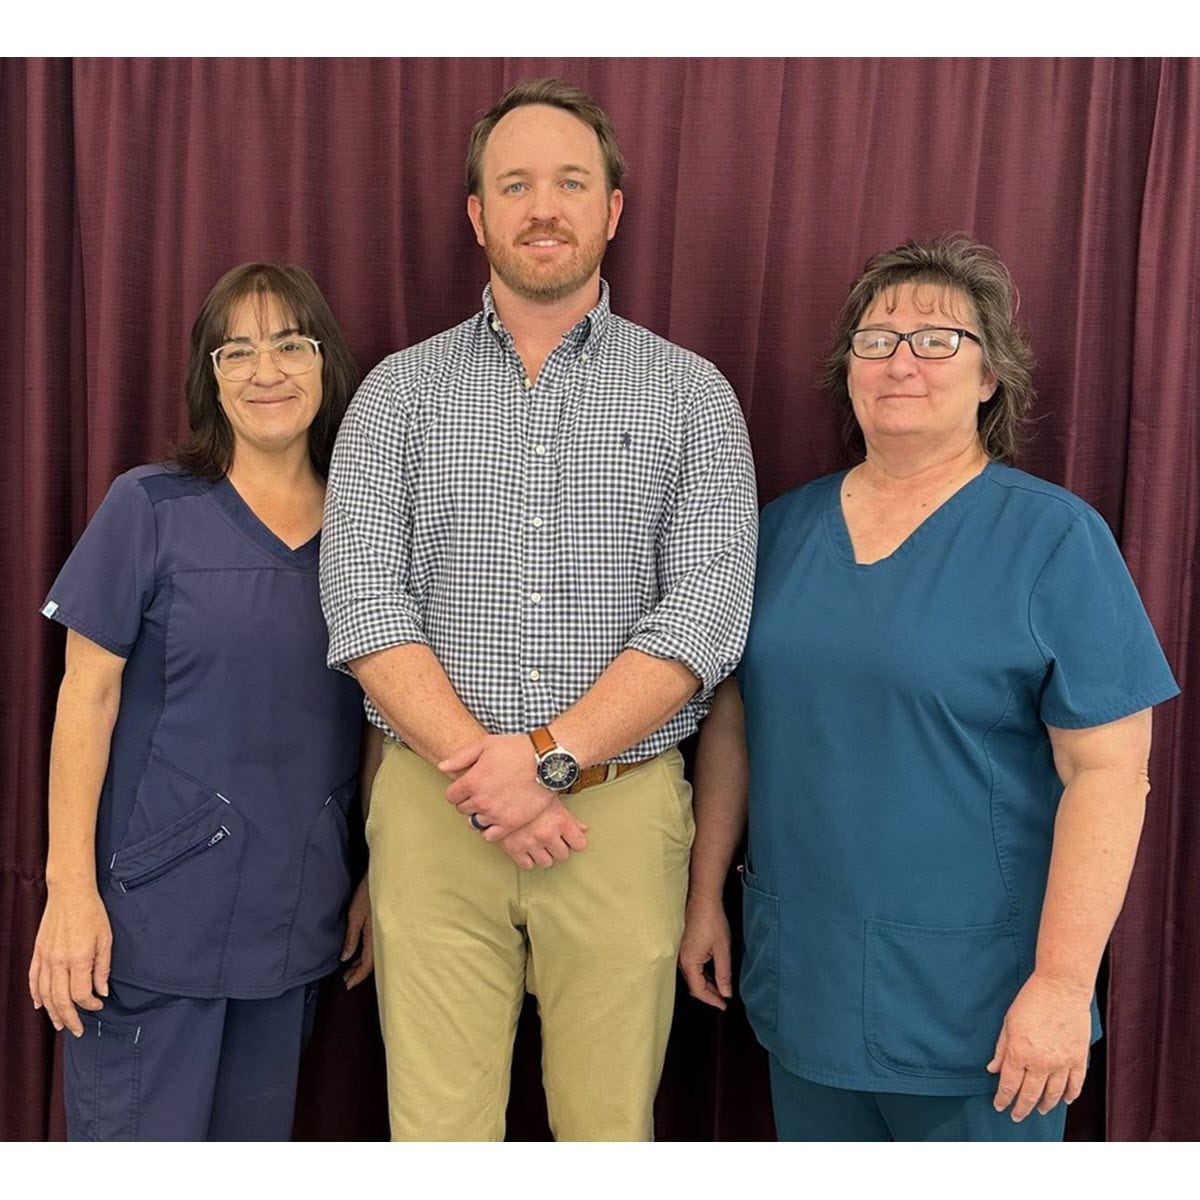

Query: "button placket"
<box><xmin>521</xmin><ymin>345</ymin><xmax>571</xmax><ymax>703</ymax></box>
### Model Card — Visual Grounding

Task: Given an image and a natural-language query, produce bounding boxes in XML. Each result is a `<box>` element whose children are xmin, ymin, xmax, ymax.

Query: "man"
<box><xmin>320</xmin><ymin>78</ymin><xmax>757</xmax><ymax>1141</ymax></box>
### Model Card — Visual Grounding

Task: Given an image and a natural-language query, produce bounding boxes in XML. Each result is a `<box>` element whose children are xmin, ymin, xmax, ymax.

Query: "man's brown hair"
<box><xmin>465</xmin><ymin>77</ymin><xmax>627</xmax><ymax>197</ymax></box>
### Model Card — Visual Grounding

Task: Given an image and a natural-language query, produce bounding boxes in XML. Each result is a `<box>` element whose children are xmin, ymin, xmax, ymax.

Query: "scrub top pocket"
<box><xmin>107</xmin><ymin>789</ymin><xmax>245</xmax><ymax>993</ymax></box>
<box><xmin>863</xmin><ymin>917</ymin><xmax>1021</xmax><ymax>1079</ymax></box>
<box><xmin>740</xmin><ymin>862</ymin><xmax>781</xmax><ymax>1034</ymax></box>
<box><xmin>282</xmin><ymin>779</ymin><xmax>356</xmax><ymax>977</ymax></box>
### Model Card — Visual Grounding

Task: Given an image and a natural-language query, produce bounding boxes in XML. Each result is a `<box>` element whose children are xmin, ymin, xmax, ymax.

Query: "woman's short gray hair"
<box><xmin>820</xmin><ymin>235</ymin><xmax>1035</xmax><ymax>465</ymax></box>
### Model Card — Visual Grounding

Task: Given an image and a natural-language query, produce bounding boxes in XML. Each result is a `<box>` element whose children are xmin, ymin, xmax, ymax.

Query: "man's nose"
<box><xmin>526</xmin><ymin>182</ymin><xmax>563</xmax><ymax>222</ymax></box>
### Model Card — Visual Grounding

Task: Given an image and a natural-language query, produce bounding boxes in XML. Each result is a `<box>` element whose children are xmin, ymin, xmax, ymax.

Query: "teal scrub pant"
<box><xmin>64</xmin><ymin>977</ymin><xmax>319</xmax><ymax>1140</ymax></box>
<box><xmin>770</xmin><ymin>1055</ymin><xmax>1068</xmax><ymax>1142</ymax></box>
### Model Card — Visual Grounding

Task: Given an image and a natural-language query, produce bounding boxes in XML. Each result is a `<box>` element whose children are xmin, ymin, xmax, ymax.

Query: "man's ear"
<box><xmin>467</xmin><ymin>193</ymin><xmax>486</xmax><ymax>248</ymax></box>
<box><xmin>606</xmin><ymin>188</ymin><xmax>624</xmax><ymax>241</ymax></box>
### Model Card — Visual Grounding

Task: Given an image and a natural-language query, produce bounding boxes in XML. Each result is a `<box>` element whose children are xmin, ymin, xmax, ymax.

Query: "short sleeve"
<box><xmin>40</xmin><ymin>471</ymin><xmax>158</xmax><ymax>657</ymax></box>
<box><xmin>1030</xmin><ymin>508</ymin><xmax>1179</xmax><ymax>728</ymax></box>
<box><xmin>622</xmin><ymin>366</ymin><xmax>758</xmax><ymax>695</ymax></box>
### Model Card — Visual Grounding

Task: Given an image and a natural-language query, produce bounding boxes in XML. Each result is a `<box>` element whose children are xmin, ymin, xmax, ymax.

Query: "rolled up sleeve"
<box><xmin>320</xmin><ymin>360</ymin><xmax>428</xmax><ymax>672</ymax></box>
<box><xmin>625</xmin><ymin>369</ymin><xmax>758</xmax><ymax>697</ymax></box>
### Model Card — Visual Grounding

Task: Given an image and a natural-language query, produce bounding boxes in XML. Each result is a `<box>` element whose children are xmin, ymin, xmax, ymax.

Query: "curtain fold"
<box><xmin>2</xmin><ymin>56</ymin><xmax>79</xmax><ymax>1141</ymax></box>
<box><xmin>1110</xmin><ymin>57</ymin><xmax>1199</xmax><ymax>1143</ymax></box>
<box><xmin>3</xmin><ymin>57</ymin><xmax>1194</xmax><ymax>1141</ymax></box>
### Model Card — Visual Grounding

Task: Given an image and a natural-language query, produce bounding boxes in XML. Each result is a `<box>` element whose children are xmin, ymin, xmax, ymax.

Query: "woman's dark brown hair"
<box><xmin>820</xmin><ymin>235</ymin><xmax>1035</xmax><ymax>465</ymax></box>
<box><xmin>176</xmin><ymin>262</ymin><xmax>360</xmax><ymax>479</ymax></box>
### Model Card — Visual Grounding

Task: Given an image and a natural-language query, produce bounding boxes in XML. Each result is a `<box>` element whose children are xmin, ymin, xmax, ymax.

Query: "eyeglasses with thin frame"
<box><xmin>850</xmin><ymin>327</ymin><xmax>983</xmax><ymax>360</ymax></box>
<box><xmin>210</xmin><ymin>335</ymin><xmax>321</xmax><ymax>381</ymax></box>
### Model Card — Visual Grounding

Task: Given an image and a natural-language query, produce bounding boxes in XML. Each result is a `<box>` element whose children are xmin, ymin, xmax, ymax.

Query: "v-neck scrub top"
<box><xmin>41</xmin><ymin>465</ymin><xmax>363</xmax><ymax>999</ymax></box>
<box><xmin>738</xmin><ymin>463</ymin><xmax>1178</xmax><ymax>1095</ymax></box>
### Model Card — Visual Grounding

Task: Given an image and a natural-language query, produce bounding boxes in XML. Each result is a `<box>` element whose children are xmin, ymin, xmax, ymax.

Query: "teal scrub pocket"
<box><xmin>863</xmin><ymin>918</ymin><xmax>1021</xmax><ymax>1078</ymax></box>
<box><xmin>740</xmin><ymin>864</ymin><xmax>780</xmax><ymax>1033</ymax></box>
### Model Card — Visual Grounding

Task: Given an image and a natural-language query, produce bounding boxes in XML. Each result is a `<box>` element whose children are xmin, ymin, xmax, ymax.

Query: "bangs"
<box><xmin>864</xmin><ymin>276</ymin><xmax>978</xmax><ymax>329</ymax></box>
<box><xmin>208</xmin><ymin>265</ymin><xmax>321</xmax><ymax>347</ymax></box>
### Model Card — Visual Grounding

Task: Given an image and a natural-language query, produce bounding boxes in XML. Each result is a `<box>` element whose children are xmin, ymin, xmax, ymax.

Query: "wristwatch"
<box><xmin>529</xmin><ymin>726</ymin><xmax>581</xmax><ymax>792</ymax></box>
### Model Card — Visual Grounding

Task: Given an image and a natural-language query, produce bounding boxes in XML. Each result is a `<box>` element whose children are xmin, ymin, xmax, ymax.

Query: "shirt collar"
<box><xmin>481</xmin><ymin>279</ymin><xmax>612</xmax><ymax>356</ymax></box>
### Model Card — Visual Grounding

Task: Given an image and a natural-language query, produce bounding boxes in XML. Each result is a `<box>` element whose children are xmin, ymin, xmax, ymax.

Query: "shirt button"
<box><xmin>529</xmin><ymin>669</ymin><xmax>541</xmax><ymax>681</ymax></box>
<box><xmin>581</xmin><ymin>352</ymin><xmax>590</xmax><ymax>362</ymax></box>
<box><xmin>531</xmin><ymin>516</ymin><xmax>543</xmax><ymax>528</ymax></box>
<box><xmin>534</xmin><ymin>444</ymin><xmax>547</xmax><ymax>456</ymax></box>
<box><xmin>524</xmin><ymin>376</ymin><xmax>533</xmax><ymax>390</ymax></box>
<box><xmin>530</xmin><ymin>592</ymin><xmax>542</xmax><ymax>604</ymax></box>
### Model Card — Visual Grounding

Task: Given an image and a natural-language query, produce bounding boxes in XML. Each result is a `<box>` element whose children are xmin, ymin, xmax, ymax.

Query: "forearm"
<box><xmin>45</xmin><ymin>676</ymin><xmax>121</xmax><ymax>891</ymax></box>
<box><xmin>687</xmin><ymin>678</ymin><xmax>748</xmax><ymax>903</ymax></box>
<box><xmin>547</xmin><ymin>649</ymin><xmax>699</xmax><ymax>767</ymax></box>
<box><xmin>351</xmin><ymin>643</ymin><xmax>486</xmax><ymax>766</ymax></box>
<box><xmin>1034</xmin><ymin>766</ymin><xmax>1148</xmax><ymax>993</ymax></box>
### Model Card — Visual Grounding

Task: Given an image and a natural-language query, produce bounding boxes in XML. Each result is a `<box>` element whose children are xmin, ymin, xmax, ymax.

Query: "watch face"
<box><xmin>537</xmin><ymin>750</ymin><xmax>580</xmax><ymax>790</ymax></box>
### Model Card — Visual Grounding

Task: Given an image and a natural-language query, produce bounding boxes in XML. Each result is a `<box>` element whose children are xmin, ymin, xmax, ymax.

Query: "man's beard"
<box><xmin>483</xmin><ymin>218</ymin><xmax>608</xmax><ymax>304</ymax></box>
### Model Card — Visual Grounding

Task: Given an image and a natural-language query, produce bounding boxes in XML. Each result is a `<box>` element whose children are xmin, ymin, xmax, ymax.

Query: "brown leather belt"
<box><xmin>562</xmin><ymin>757</ymin><xmax>655</xmax><ymax>795</ymax></box>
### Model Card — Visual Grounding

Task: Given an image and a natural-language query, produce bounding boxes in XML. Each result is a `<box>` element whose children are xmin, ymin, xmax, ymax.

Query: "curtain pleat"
<box><xmin>1109</xmin><ymin>56</ymin><xmax>1199</xmax><ymax>1143</ymax></box>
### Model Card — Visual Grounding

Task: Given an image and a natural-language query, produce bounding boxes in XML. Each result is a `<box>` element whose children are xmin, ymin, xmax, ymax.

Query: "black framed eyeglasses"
<box><xmin>210</xmin><ymin>335</ymin><xmax>321</xmax><ymax>381</ymax></box>
<box><xmin>850</xmin><ymin>327</ymin><xmax>983</xmax><ymax>360</ymax></box>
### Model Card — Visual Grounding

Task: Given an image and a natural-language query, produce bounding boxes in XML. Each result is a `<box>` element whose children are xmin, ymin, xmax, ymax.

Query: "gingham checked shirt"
<box><xmin>320</xmin><ymin>282</ymin><xmax>758</xmax><ymax>760</ymax></box>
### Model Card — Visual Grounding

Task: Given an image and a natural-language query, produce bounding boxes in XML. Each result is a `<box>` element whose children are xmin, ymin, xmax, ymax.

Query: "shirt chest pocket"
<box><xmin>566</xmin><ymin>414</ymin><xmax>678</xmax><ymax>529</ymax></box>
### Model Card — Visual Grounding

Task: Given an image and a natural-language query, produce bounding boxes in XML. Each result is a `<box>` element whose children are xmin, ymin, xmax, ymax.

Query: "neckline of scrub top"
<box><xmin>210</xmin><ymin>476</ymin><xmax>322</xmax><ymax>567</ymax></box>
<box><xmin>823</xmin><ymin>459</ymin><xmax>997</xmax><ymax>570</ymax></box>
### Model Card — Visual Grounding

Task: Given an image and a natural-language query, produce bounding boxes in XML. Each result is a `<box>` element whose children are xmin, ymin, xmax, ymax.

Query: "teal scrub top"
<box><xmin>738</xmin><ymin>464</ymin><xmax>1178</xmax><ymax>1095</ymax></box>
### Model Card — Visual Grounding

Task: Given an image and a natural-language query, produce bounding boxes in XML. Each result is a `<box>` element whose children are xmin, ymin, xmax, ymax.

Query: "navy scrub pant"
<box><xmin>64</xmin><ymin>977</ymin><xmax>319</xmax><ymax>1141</ymax></box>
<box><xmin>770</xmin><ymin>1055</ymin><xmax>1067</xmax><ymax>1142</ymax></box>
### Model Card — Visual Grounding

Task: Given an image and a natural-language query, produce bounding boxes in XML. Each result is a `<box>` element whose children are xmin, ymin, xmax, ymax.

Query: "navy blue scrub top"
<box><xmin>738</xmin><ymin>463</ymin><xmax>1178</xmax><ymax>1095</ymax></box>
<box><xmin>42</xmin><ymin>465</ymin><xmax>363</xmax><ymax>999</ymax></box>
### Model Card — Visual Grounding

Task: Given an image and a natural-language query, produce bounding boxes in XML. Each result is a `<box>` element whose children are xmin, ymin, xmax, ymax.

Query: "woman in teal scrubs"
<box><xmin>679</xmin><ymin>237</ymin><xmax>1178</xmax><ymax>1141</ymax></box>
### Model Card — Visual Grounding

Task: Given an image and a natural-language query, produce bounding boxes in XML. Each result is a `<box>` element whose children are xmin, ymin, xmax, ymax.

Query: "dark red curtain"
<box><xmin>2</xmin><ymin>57</ymin><xmax>1195</xmax><ymax>1141</ymax></box>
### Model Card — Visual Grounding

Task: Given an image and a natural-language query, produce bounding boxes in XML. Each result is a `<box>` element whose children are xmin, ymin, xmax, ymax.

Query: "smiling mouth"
<box><xmin>519</xmin><ymin>222</ymin><xmax>574</xmax><ymax>248</ymax></box>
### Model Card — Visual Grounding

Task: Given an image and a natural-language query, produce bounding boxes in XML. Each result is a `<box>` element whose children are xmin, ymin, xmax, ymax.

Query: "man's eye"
<box><xmin>562</xmin><ymin>179</ymin><xmax>583</xmax><ymax>191</ymax></box>
<box><xmin>503</xmin><ymin>182</ymin><xmax>527</xmax><ymax>195</ymax></box>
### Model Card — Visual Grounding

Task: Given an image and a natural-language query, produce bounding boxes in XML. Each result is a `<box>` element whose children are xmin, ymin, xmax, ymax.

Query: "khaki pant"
<box><xmin>367</xmin><ymin>740</ymin><xmax>694</xmax><ymax>1141</ymax></box>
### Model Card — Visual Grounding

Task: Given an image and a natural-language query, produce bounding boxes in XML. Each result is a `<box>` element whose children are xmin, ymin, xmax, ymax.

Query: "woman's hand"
<box><xmin>987</xmin><ymin>972</ymin><xmax>1092</xmax><ymax>1120</ymax></box>
<box><xmin>678</xmin><ymin>895</ymin><xmax>733</xmax><ymax>1010</ymax></box>
<box><xmin>340</xmin><ymin>876</ymin><xmax>374</xmax><ymax>989</ymax></box>
<box><xmin>28</xmin><ymin>884</ymin><xmax>112</xmax><ymax>1036</ymax></box>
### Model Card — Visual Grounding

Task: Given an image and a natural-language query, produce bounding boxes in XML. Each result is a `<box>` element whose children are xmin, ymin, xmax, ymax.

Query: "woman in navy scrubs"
<box><xmin>28</xmin><ymin>263</ymin><xmax>376</xmax><ymax>1140</ymax></box>
<box><xmin>679</xmin><ymin>237</ymin><xmax>1179</xmax><ymax>1141</ymax></box>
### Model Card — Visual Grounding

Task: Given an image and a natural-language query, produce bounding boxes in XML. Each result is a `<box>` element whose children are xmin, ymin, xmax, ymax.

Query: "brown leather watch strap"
<box><xmin>529</xmin><ymin>726</ymin><xmax>557</xmax><ymax>757</ymax></box>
